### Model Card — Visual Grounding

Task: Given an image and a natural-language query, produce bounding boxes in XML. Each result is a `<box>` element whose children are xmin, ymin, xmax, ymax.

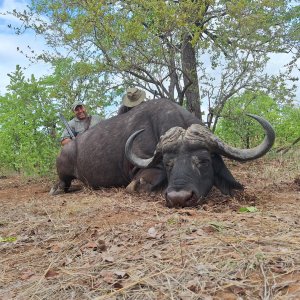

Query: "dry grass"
<box><xmin>0</xmin><ymin>149</ymin><xmax>300</xmax><ymax>300</ymax></box>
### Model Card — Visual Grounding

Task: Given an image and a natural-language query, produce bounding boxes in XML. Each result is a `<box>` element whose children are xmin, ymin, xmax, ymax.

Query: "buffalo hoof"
<box><xmin>125</xmin><ymin>180</ymin><xmax>139</xmax><ymax>193</ymax></box>
<box><xmin>126</xmin><ymin>178</ymin><xmax>156</xmax><ymax>195</ymax></box>
<box><xmin>49</xmin><ymin>183</ymin><xmax>63</xmax><ymax>195</ymax></box>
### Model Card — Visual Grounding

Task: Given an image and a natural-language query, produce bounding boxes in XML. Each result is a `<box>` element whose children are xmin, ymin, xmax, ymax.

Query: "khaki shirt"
<box><xmin>61</xmin><ymin>115</ymin><xmax>102</xmax><ymax>141</ymax></box>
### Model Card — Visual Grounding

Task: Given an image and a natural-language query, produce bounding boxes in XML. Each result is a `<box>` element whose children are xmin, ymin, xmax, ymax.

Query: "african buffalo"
<box><xmin>50</xmin><ymin>99</ymin><xmax>275</xmax><ymax>207</ymax></box>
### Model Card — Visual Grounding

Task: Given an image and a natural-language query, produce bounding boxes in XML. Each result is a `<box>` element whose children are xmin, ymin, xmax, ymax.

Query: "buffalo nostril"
<box><xmin>166</xmin><ymin>190</ymin><xmax>192</xmax><ymax>207</ymax></box>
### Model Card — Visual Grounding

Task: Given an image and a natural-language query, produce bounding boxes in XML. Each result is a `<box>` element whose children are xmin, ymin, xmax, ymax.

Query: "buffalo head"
<box><xmin>125</xmin><ymin>114</ymin><xmax>275</xmax><ymax>208</ymax></box>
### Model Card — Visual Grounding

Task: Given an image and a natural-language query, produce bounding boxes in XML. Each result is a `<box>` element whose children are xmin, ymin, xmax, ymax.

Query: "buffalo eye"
<box><xmin>164</xmin><ymin>159</ymin><xmax>174</xmax><ymax>171</ymax></box>
<box><xmin>192</xmin><ymin>156</ymin><xmax>210</xmax><ymax>168</ymax></box>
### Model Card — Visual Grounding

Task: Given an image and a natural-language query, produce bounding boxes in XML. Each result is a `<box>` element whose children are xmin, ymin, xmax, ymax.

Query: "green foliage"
<box><xmin>0</xmin><ymin>66</ymin><xmax>58</xmax><ymax>176</ymax></box>
<box><xmin>0</xmin><ymin>236</ymin><xmax>17</xmax><ymax>243</ymax></box>
<box><xmin>14</xmin><ymin>0</ymin><xmax>298</xmax><ymax>113</ymax></box>
<box><xmin>2</xmin><ymin>0</ymin><xmax>298</xmax><ymax>176</ymax></box>
<box><xmin>275</xmin><ymin>105</ymin><xmax>300</xmax><ymax>146</ymax></box>
<box><xmin>0</xmin><ymin>59</ymin><xmax>121</xmax><ymax>176</ymax></box>
<box><xmin>239</xmin><ymin>206</ymin><xmax>258</xmax><ymax>213</ymax></box>
<box><xmin>48</xmin><ymin>58</ymin><xmax>119</xmax><ymax>116</ymax></box>
<box><xmin>215</xmin><ymin>92</ymin><xmax>300</xmax><ymax>148</ymax></box>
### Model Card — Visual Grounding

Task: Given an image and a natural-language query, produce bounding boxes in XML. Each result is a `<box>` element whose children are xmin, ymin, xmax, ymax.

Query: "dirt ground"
<box><xmin>1</xmin><ymin>151</ymin><xmax>300</xmax><ymax>300</ymax></box>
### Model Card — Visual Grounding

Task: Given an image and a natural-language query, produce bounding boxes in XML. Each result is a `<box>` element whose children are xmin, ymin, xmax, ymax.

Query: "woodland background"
<box><xmin>0</xmin><ymin>0</ymin><xmax>299</xmax><ymax>176</ymax></box>
<box><xmin>1</xmin><ymin>2</ymin><xmax>300</xmax><ymax>299</ymax></box>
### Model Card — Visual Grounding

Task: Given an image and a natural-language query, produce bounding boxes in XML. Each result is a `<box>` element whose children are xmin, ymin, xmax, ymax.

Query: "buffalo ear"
<box><xmin>212</xmin><ymin>154</ymin><xmax>243</xmax><ymax>195</ymax></box>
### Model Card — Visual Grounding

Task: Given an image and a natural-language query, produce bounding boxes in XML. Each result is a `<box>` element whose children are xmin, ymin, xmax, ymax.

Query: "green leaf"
<box><xmin>0</xmin><ymin>236</ymin><xmax>17</xmax><ymax>242</ymax></box>
<box><xmin>239</xmin><ymin>206</ymin><xmax>258</xmax><ymax>213</ymax></box>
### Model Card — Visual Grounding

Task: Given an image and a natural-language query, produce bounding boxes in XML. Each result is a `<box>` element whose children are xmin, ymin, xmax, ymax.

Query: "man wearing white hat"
<box><xmin>60</xmin><ymin>101</ymin><xmax>101</xmax><ymax>146</ymax></box>
<box><xmin>117</xmin><ymin>87</ymin><xmax>146</xmax><ymax>115</ymax></box>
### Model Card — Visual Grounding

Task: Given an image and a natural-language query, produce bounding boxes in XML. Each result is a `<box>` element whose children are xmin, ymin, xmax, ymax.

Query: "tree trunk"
<box><xmin>168</xmin><ymin>44</ymin><xmax>177</xmax><ymax>102</ymax></box>
<box><xmin>181</xmin><ymin>34</ymin><xmax>202</xmax><ymax>121</ymax></box>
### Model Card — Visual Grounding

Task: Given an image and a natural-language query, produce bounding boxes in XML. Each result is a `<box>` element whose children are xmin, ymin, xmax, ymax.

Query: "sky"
<box><xmin>0</xmin><ymin>0</ymin><xmax>52</xmax><ymax>94</ymax></box>
<box><xmin>0</xmin><ymin>0</ymin><xmax>299</xmax><ymax>103</ymax></box>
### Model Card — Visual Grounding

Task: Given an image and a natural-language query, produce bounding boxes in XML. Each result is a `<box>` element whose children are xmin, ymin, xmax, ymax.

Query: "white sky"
<box><xmin>0</xmin><ymin>0</ymin><xmax>299</xmax><ymax>103</ymax></box>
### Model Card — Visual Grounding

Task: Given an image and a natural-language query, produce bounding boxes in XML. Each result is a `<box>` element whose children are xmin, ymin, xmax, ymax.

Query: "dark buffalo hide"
<box><xmin>51</xmin><ymin>99</ymin><xmax>275</xmax><ymax>208</ymax></box>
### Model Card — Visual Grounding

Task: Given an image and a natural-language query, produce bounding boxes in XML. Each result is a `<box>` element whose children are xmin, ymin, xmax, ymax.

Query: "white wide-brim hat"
<box><xmin>122</xmin><ymin>87</ymin><xmax>146</xmax><ymax>108</ymax></box>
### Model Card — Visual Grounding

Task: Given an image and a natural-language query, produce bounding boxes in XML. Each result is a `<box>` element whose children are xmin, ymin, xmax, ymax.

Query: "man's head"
<box><xmin>72</xmin><ymin>101</ymin><xmax>87</xmax><ymax>120</ymax></box>
<box><xmin>122</xmin><ymin>87</ymin><xmax>146</xmax><ymax>108</ymax></box>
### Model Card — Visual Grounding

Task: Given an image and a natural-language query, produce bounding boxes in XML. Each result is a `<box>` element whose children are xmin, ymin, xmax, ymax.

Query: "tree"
<box><xmin>10</xmin><ymin>0</ymin><xmax>299</xmax><ymax>121</ymax></box>
<box><xmin>215</xmin><ymin>91</ymin><xmax>300</xmax><ymax>149</ymax></box>
<box><xmin>46</xmin><ymin>58</ymin><xmax>119</xmax><ymax>116</ymax></box>
<box><xmin>0</xmin><ymin>58</ymin><xmax>119</xmax><ymax>175</ymax></box>
<box><xmin>0</xmin><ymin>66</ymin><xmax>58</xmax><ymax>175</ymax></box>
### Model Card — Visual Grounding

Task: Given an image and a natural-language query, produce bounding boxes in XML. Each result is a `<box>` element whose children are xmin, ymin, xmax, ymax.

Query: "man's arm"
<box><xmin>60</xmin><ymin>119</ymin><xmax>75</xmax><ymax>146</ymax></box>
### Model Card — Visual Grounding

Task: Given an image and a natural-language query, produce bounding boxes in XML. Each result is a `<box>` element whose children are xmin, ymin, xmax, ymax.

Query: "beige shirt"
<box><xmin>61</xmin><ymin>115</ymin><xmax>102</xmax><ymax>141</ymax></box>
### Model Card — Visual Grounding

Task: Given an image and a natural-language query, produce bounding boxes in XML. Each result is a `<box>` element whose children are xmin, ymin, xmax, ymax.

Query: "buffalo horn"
<box><xmin>125</xmin><ymin>129</ymin><xmax>156</xmax><ymax>168</ymax></box>
<box><xmin>213</xmin><ymin>114</ymin><xmax>275</xmax><ymax>161</ymax></box>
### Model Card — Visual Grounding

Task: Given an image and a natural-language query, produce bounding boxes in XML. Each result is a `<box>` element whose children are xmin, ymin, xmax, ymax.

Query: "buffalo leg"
<box><xmin>49</xmin><ymin>177</ymin><xmax>73</xmax><ymax>195</ymax></box>
<box><xmin>126</xmin><ymin>167</ymin><xmax>167</xmax><ymax>194</ymax></box>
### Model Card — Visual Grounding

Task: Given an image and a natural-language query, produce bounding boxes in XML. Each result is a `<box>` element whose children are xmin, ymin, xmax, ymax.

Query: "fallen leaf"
<box><xmin>152</xmin><ymin>251</ymin><xmax>162</xmax><ymax>259</ymax></box>
<box><xmin>102</xmin><ymin>253</ymin><xmax>114</xmax><ymax>263</ymax></box>
<box><xmin>103</xmin><ymin>275</ymin><xmax>114</xmax><ymax>284</ymax></box>
<box><xmin>201</xmin><ymin>225</ymin><xmax>218</xmax><ymax>235</ymax></box>
<box><xmin>147</xmin><ymin>227</ymin><xmax>157</xmax><ymax>238</ymax></box>
<box><xmin>97</xmin><ymin>239</ymin><xmax>107</xmax><ymax>251</ymax></box>
<box><xmin>83</xmin><ymin>242</ymin><xmax>98</xmax><ymax>250</ymax></box>
<box><xmin>100</xmin><ymin>270</ymin><xmax>113</xmax><ymax>277</ymax></box>
<box><xmin>270</xmin><ymin>266</ymin><xmax>286</xmax><ymax>274</ymax></box>
<box><xmin>186</xmin><ymin>278</ymin><xmax>199</xmax><ymax>292</ymax></box>
<box><xmin>20</xmin><ymin>270</ymin><xmax>35</xmax><ymax>280</ymax></box>
<box><xmin>239</xmin><ymin>206</ymin><xmax>258</xmax><ymax>213</ymax></box>
<box><xmin>45</xmin><ymin>269</ymin><xmax>59</xmax><ymax>279</ymax></box>
<box><xmin>0</xmin><ymin>236</ymin><xmax>17</xmax><ymax>242</ymax></box>
<box><xmin>228</xmin><ymin>284</ymin><xmax>246</xmax><ymax>295</ymax></box>
<box><xmin>51</xmin><ymin>244</ymin><xmax>61</xmax><ymax>253</ymax></box>
<box><xmin>90</xmin><ymin>229</ymin><xmax>99</xmax><ymax>239</ymax></box>
<box><xmin>62</xmin><ymin>256</ymin><xmax>73</xmax><ymax>266</ymax></box>
<box><xmin>114</xmin><ymin>270</ymin><xmax>129</xmax><ymax>279</ymax></box>
<box><xmin>113</xmin><ymin>281</ymin><xmax>123</xmax><ymax>289</ymax></box>
<box><xmin>100</xmin><ymin>271</ymin><xmax>114</xmax><ymax>284</ymax></box>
